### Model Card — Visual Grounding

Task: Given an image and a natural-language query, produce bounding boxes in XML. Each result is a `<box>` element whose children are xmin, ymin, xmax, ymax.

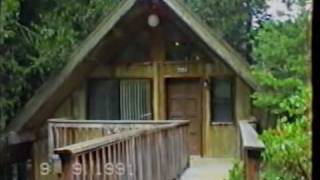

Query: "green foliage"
<box><xmin>184</xmin><ymin>0</ymin><xmax>268</xmax><ymax>58</ymax></box>
<box><xmin>249</xmin><ymin>4</ymin><xmax>311</xmax><ymax>180</ymax></box>
<box><xmin>228</xmin><ymin>3</ymin><xmax>311</xmax><ymax>179</ymax></box>
<box><xmin>0</xmin><ymin>0</ymin><xmax>121</xmax><ymax>131</ymax></box>
<box><xmin>228</xmin><ymin>160</ymin><xmax>245</xmax><ymax>180</ymax></box>
<box><xmin>260</xmin><ymin>118</ymin><xmax>311</xmax><ymax>180</ymax></box>
<box><xmin>0</xmin><ymin>0</ymin><xmax>20</xmax><ymax>42</ymax></box>
<box><xmin>250</xmin><ymin>14</ymin><xmax>311</xmax><ymax>126</ymax></box>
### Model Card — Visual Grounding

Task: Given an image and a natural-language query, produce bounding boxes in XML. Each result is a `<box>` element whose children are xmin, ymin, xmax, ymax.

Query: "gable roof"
<box><xmin>5</xmin><ymin>0</ymin><xmax>258</xmax><ymax>134</ymax></box>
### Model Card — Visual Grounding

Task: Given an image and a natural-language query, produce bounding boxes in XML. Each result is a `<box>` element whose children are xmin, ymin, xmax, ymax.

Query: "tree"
<box><xmin>251</xmin><ymin>14</ymin><xmax>311</xmax><ymax>127</ymax></box>
<box><xmin>228</xmin><ymin>1</ymin><xmax>311</xmax><ymax>179</ymax></box>
<box><xmin>184</xmin><ymin>0</ymin><xmax>269</xmax><ymax>61</ymax></box>
<box><xmin>0</xmin><ymin>0</ymin><xmax>121</xmax><ymax>132</ymax></box>
<box><xmin>249</xmin><ymin>3</ymin><xmax>311</xmax><ymax>179</ymax></box>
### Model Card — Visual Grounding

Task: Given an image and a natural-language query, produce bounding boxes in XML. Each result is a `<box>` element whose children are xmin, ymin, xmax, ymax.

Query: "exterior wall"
<box><xmin>89</xmin><ymin>60</ymin><xmax>252</xmax><ymax>159</ymax></box>
<box><xmin>31</xmin><ymin>57</ymin><xmax>253</xmax><ymax>180</ymax></box>
<box><xmin>203</xmin><ymin>63</ymin><xmax>238</xmax><ymax>157</ymax></box>
<box><xmin>53</xmin><ymin>82</ymin><xmax>87</xmax><ymax>119</ymax></box>
<box><xmin>31</xmin><ymin>83</ymin><xmax>87</xmax><ymax>180</ymax></box>
<box><xmin>30</xmin><ymin>26</ymin><xmax>255</xmax><ymax>180</ymax></box>
<box><xmin>235</xmin><ymin>77</ymin><xmax>252</xmax><ymax>120</ymax></box>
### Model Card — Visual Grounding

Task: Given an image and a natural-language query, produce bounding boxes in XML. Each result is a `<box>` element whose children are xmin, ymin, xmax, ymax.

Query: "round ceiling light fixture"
<box><xmin>148</xmin><ymin>14</ymin><xmax>160</xmax><ymax>27</ymax></box>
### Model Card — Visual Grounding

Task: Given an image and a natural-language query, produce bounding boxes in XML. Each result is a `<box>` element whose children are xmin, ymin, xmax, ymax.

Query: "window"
<box><xmin>88</xmin><ymin>79</ymin><xmax>152</xmax><ymax>120</ymax></box>
<box><xmin>211</xmin><ymin>78</ymin><xmax>233</xmax><ymax>123</ymax></box>
<box><xmin>88</xmin><ymin>80</ymin><xmax>120</xmax><ymax>120</ymax></box>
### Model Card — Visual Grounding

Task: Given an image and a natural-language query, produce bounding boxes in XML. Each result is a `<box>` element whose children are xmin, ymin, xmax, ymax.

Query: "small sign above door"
<box><xmin>176</xmin><ymin>66</ymin><xmax>188</xmax><ymax>73</ymax></box>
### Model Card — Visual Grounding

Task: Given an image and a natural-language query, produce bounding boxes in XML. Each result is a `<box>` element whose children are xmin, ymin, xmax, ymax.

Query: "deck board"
<box><xmin>180</xmin><ymin>156</ymin><xmax>233</xmax><ymax>180</ymax></box>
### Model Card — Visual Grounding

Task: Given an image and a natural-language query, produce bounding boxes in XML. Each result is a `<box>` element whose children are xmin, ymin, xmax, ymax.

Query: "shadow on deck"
<box><xmin>180</xmin><ymin>156</ymin><xmax>233</xmax><ymax>180</ymax></box>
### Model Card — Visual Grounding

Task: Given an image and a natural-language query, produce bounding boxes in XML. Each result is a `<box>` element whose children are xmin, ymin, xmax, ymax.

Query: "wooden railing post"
<box><xmin>239</xmin><ymin>121</ymin><xmax>265</xmax><ymax>180</ymax></box>
<box><xmin>244</xmin><ymin>149</ymin><xmax>263</xmax><ymax>180</ymax></box>
<box><xmin>58</xmin><ymin>154</ymin><xmax>75</xmax><ymax>180</ymax></box>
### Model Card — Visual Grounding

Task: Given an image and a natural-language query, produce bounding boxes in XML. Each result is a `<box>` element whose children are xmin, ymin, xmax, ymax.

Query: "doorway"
<box><xmin>166</xmin><ymin>79</ymin><xmax>203</xmax><ymax>155</ymax></box>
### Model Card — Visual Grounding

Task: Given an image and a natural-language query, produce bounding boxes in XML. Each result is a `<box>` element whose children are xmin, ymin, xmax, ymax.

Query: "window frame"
<box><xmin>210</xmin><ymin>76</ymin><xmax>235</xmax><ymax>125</ymax></box>
<box><xmin>86</xmin><ymin>78</ymin><xmax>154</xmax><ymax>120</ymax></box>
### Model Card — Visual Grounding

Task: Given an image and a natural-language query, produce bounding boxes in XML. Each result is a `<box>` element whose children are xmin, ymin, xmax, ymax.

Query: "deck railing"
<box><xmin>239</xmin><ymin>121</ymin><xmax>265</xmax><ymax>180</ymax></box>
<box><xmin>49</xmin><ymin>120</ymin><xmax>189</xmax><ymax>180</ymax></box>
<box><xmin>48</xmin><ymin>119</ymin><xmax>171</xmax><ymax>154</ymax></box>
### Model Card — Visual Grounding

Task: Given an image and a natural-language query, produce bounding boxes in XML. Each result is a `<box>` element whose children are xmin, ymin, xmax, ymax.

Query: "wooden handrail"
<box><xmin>49</xmin><ymin>120</ymin><xmax>190</xmax><ymax>180</ymax></box>
<box><xmin>239</xmin><ymin>121</ymin><xmax>265</xmax><ymax>180</ymax></box>
<box><xmin>48</xmin><ymin>119</ymin><xmax>188</xmax><ymax>124</ymax></box>
<box><xmin>48</xmin><ymin>119</ymin><xmax>188</xmax><ymax>155</ymax></box>
<box><xmin>54</xmin><ymin>121</ymin><xmax>188</xmax><ymax>155</ymax></box>
<box><xmin>239</xmin><ymin>122</ymin><xmax>264</xmax><ymax>151</ymax></box>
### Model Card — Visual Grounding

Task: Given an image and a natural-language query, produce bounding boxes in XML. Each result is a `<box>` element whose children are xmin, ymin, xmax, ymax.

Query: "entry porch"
<box><xmin>48</xmin><ymin>119</ymin><xmax>264</xmax><ymax>180</ymax></box>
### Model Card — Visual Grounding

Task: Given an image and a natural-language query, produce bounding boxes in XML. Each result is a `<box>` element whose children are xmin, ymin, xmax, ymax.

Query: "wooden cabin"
<box><xmin>2</xmin><ymin>0</ymin><xmax>259</xmax><ymax>179</ymax></box>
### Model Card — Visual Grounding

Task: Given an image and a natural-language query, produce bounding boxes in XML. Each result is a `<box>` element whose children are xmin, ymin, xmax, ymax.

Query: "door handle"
<box><xmin>190</xmin><ymin>131</ymin><xmax>196</xmax><ymax>135</ymax></box>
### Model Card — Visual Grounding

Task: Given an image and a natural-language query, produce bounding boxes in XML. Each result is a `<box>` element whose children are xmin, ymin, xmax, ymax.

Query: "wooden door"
<box><xmin>167</xmin><ymin>79</ymin><xmax>202</xmax><ymax>155</ymax></box>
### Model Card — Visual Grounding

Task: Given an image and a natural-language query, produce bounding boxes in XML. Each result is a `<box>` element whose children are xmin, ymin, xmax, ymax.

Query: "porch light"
<box><xmin>203</xmin><ymin>79</ymin><xmax>209</xmax><ymax>88</ymax></box>
<box><xmin>148</xmin><ymin>14</ymin><xmax>160</xmax><ymax>27</ymax></box>
<box><xmin>175</xmin><ymin>41</ymin><xmax>180</xmax><ymax>46</ymax></box>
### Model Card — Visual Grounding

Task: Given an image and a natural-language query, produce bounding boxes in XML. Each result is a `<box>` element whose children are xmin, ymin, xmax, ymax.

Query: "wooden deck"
<box><xmin>47</xmin><ymin>119</ymin><xmax>264</xmax><ymax>180</ymax></box>
<box><xmin>49</xmin><ymin>119</ymin><xmax>190</xmax><ymax>180</ymax></box>
<box><xmin>180</xmin><ymin>156</ymin><xmax>233</xmax><ymax>180</ymax></box>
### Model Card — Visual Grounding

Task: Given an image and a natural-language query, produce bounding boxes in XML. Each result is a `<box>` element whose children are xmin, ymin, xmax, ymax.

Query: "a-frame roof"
<box><xmin>5</xmin><ymin>0</ymin><xmax>258</xmax><ymax>134</ymax></box>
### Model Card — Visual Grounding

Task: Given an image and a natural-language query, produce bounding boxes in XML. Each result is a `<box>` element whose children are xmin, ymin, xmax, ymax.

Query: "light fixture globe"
<box><xmin>148</xmin><ymin>14</ymin><xmax>160</xmax><ymax>27</ymax></box>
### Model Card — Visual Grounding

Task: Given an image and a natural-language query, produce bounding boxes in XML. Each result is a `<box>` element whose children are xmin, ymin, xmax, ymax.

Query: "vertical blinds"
<box><xmin>120</xmin><ymin>79</ymin><xmax>152</xmax><ymax>120</ymax></box>
<box><xmin>88</xmin><ymin>79</ymin><xmax>152</xmax><ymax>120</ymax></box>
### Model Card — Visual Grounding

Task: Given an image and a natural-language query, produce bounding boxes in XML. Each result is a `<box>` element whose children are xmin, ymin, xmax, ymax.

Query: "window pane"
<box><xmin>88</xmin><ymin>80</ymin><xmax>120</xmax><ymax>120</ymax></box>
<box><xmin>212</xmin><ymin>79</ymin><xmax>233</xmax><ymax>122</ymax></box>
<box><xmin>88</xmin><ymin>79</ymin><xmax>152</xmax><ymax>120</ymax></box>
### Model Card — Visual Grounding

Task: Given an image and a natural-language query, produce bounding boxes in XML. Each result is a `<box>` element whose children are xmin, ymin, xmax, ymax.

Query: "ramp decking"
<box><xmin>180</xmin><ymin>156</ymin><xmax>234</xmax><ymax>180</ymax></box>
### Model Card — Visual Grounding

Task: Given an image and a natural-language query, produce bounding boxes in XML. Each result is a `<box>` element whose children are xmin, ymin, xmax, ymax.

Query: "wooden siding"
<box><xmin>235</xmin><ymin>77</ymin><xmax>252</xmax><ymax>120</ymax></box>
<box><xmin>86</xmin><ymin>60</ymin><xmax>240</xmax><ymax>157</ymax></box>
<box><xmin>53</xmin><ymin>82</ymin><xmax>87</xmax><ymax>119</ymax></box>
<box><xmin>207</xmin><ymin>125</ymin><xmax>238</xmax><ymax>157</ymax></box>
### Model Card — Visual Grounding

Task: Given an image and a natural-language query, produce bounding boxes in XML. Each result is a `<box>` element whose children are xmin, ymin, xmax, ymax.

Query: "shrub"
<box><xmin>228</xmin><ymin>160</ymin><xmax>245</xmax><ymax>180</ymax></box>
<box><xmin>260</xmin><ymin>117</ymin><xmax>311</xmax><ymax>180</ymax></box>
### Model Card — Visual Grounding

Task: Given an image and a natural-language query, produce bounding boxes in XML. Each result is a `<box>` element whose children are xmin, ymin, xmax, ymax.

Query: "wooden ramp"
<box><xmin>180</xmin><ymin>156</ymin><xmax>233</xmax><ymax>180</ymax></box>
<box><xmin>49</xmin><ymin>119</ymin><xmax>190</xmax><ymax>180</ymax></box>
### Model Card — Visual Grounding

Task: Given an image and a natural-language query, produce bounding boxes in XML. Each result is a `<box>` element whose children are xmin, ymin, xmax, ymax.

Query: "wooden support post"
<box><xmin>150</xmin><ymin>25</ymin><xmax>165</xmax><ymax>120</ymax></box>
<box><xmin>60</xmin><ymin>155</ymin><xmax>75</xmax><ymax>180</ymax></box>
<box><xmin>244</xmin><ymin>149</ymin><xmax>262</xmax><ymax>180</ymax></box>
<box><xmin>239</xmin><ymin>121</ymin><xmax>265</xmax><ymax>180</ymax></box>
<box><xmin>153</xmin><ymin>62</ymin><xmax>161</xmax><ymax>120</ymax></box>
